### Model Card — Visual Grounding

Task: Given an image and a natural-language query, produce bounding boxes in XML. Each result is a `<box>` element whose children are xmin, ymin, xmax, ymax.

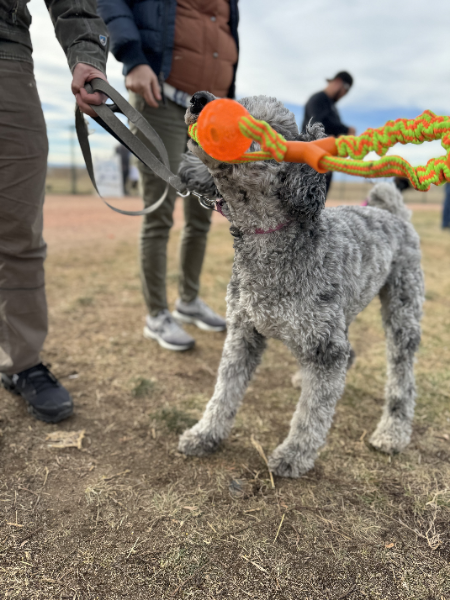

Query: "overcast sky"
<box><xmin>29</xmin><ymin>0</ymin><xmax>449</xmax><ymax>167</ymax></box>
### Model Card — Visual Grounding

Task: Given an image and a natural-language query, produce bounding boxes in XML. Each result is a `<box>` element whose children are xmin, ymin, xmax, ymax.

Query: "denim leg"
<box><xmin>128</xmin><ymin>95</ymin><xmax>188</xmax><ymax>316</ymax></box>
<box><xmin>442</xmin><ymin>183</ymin><xmax>450</xmax><ymax>228</ymax></box>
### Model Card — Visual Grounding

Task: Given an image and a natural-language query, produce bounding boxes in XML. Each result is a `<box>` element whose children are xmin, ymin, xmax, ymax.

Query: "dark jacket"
<box><xmin>97</xmin><ymin>0</ymin><xmax>239</xmax><ymax>98</ymax></box>
<box><xmin>0</xmin><ymin>0</ymin><xmax>109</xmax><ymax>72</ymax></box>
<box><xmin>302</xmin><ymin>91</ymin><xmax>349</xmax><ymax>137</ymax></box>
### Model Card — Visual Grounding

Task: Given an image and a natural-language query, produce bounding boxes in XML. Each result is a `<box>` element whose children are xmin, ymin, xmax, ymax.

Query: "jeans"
<box><xmin>443</xmin><ymin>183</ymin><xmax>450</xmax><ymax>228</ymax></box>
<box><xmin>0</xmin><ymin>60</ymin><xmax>49</xmax><ymax>375</ymax></box>
<box><xmin>129</xmin><ymin>94</ymin><xmax>212</xmax><ymax>317</ymax></box>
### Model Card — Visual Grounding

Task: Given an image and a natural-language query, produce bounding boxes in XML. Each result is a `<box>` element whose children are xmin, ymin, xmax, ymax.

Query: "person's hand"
<box><xmin>72</xmin><ymin>63</ymin><xmax>107</xmax><ymax>118</ymax></box>
<box><xmin>348</xmin><ymin>126</ymin><xmax>356</xmax><ymax>136</ymax></box>
<box><xmin>125</xmin><ymin>64</ymin><xmax>161</xmax><ymax>108</ymax></box>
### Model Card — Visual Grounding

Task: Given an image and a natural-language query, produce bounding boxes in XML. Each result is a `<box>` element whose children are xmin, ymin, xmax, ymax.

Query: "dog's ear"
<box><xmin>178</xmin><ymin>153</ymin><xmax>219</xmax><ymax>197</ymax></box>
<box><xmin>278</xmin><ymin>120</ymin><xmax>327</xmax><ymax>222</ymax></box>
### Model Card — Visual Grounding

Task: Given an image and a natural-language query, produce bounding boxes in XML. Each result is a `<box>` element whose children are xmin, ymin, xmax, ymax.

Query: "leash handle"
<box><xmin>76</xmin><ymin>78</ymin><xmax>189</xmax><ymax>216</ymax></box>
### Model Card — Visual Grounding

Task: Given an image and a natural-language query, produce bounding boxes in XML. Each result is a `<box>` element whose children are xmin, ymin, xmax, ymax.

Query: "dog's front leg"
<box><xmin>178</xmin><ymin>322</ymin><xmax>266</xmax><ymax>456</ymax></box>
<box><xmin>269</xmin><ymin>337</ymin><xmax>350</xmax><ymax>478</ymax></box>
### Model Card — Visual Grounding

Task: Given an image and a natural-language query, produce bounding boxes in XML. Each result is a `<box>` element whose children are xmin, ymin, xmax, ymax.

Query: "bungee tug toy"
<box><xmin>188</xmin><ymin>98</ymin><xmax>450</xmax><ymax>192</ymax></box>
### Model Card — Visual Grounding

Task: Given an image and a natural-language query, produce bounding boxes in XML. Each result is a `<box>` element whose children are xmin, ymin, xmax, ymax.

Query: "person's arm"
<box><xmin>45</xmin><ymin>0</ymin><xmax>108</xmax><ymax>73</ymax></box>
<box><xmin>97</xmin><ymin>0</ymin><xmax>146</xmax><ymax>74</ymax></box>
<box><xmin>45</xmin><ymin>0</ymin><xmax>109</xmax><ymax>116</ymax></box>
<box><xmin>97</xmin><ymin>0</ymin><xmax>161</xmax><ymax>107</ymax></box>
<box><xmin>226</xmin><ymin>0</ymin><xmax>239</xmax><ymax>99</ymax></box>
<box><xmin>309</xmin><ymin>94</ymin><xmax>350</xmax><ymax>137</ymax></box>
<box><xmin>320</xmin><ymin>114</ymin><xmax>350</xmax><ymax>137</ymax></box>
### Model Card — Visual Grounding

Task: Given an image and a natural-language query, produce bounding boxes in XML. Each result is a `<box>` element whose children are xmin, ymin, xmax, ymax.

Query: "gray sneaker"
<box><xmin>173</xmin><ymin>298</ymin><xmax>226</xmax><ymax>332</ymax></box>
<box><xmin>143</xmin><ymin>310</ymin><xmax>195</xmax><ymax>351</ymax></box>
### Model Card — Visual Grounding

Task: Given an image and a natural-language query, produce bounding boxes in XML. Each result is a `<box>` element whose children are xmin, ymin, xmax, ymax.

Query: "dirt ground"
<box><xmin>1</xmin><ymin>195</ymin><xmax>449</xmax><ymax>599</ymax></box>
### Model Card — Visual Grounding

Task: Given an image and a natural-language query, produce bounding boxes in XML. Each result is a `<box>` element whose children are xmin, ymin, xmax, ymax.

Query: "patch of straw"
<box><xmin>250</xmin><ymin>435</ymin><xmax>275</xmax><ymax>488</ymax></box>
<box><xmin>46</xmin><ymin>430</ymin><xmax>85</xmax><ymax>450</ymax></box>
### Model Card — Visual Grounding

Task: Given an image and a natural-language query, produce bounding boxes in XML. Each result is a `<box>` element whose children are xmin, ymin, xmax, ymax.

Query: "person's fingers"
<box><xmin>150</xmin><ymin>77</ymin><xmax>162</xmax><ymax>102</ymax></box>
<box><xmin>71</xmin><ymin>63</ymin><xmax>108</xmax><ymax>116</ymax></box>
<box><xmin>75</xmin><ymin>93</ymin><xmax>97</xmax><ymax>118</ymax></box>
<box><xmin>124</xmin><ymin>76</ymin><xmax>134</xmax><ymax>92</ymax></box>
<box><xmin>142</xmin><ymin>84</ymin><xmax>159</xmax><ymax>108</ymax></box>
<box><xmin>71</xmin><ymin>64</ymin><xmax>106</xmax><ymax>95</ymax></box>
<box><xmin>79</xmin><ymin>87</ymin><xmax>105</xmax><ymax>106</ymax></box>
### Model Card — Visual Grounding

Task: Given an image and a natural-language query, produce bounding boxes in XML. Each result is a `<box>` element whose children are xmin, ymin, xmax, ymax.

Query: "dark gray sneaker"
<box><xmin>143</xmin><ymin>310</ymin><xmax>195</xmax><ymax>351</ymax></box>
<box><xmin>1</xmin><ymin>363</ymin><xmax>73</xmax><ymax>423</ymax></box>
<box><xmin>173</xmin><ymin>298</ymin><xmax>226</xmax><ymax>332</ymax></box>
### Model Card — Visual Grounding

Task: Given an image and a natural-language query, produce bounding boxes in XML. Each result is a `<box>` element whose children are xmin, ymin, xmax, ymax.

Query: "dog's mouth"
<box><xmin>186</xmin><ymin>93</ymin><xmax>262</xmax><ymax>159</ymax></box>
<box><xmin>186</xmin><ymin>91</ymin><xmax>224</xmax><ymax>163</ymax></box>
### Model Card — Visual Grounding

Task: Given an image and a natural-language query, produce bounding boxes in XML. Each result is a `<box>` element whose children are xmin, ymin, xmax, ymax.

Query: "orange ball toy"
<box><xmin>197</xmin><ymin>98</ymin><xmax>252</xmax><ymax>161</ymax></box>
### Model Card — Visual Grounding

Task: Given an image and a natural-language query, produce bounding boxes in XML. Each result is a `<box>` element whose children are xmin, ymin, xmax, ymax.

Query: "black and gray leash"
<box><xmin>75</xmin><ymin>78</ymin><xmax>215</xmax><ymax>216</ymax></box>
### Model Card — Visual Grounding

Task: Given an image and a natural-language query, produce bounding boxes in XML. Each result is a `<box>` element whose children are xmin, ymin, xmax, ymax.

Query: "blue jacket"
<box><xmin>97</xmin><ymin>0</ymin><xmax>239</xmax><ymax>98</ymax></box>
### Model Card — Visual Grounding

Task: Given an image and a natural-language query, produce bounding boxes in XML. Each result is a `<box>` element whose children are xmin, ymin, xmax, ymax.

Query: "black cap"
<box><xmin>327</xmin><ymin>71</ymin><xmax>353</xmax><ymax>87</ymax></box>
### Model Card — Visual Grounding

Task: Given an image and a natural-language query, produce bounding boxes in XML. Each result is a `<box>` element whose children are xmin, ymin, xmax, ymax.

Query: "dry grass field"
<box><xmin>0</xmin><ymin>196</ymin><xmax>449</xmax><ymax>599</ymax></box>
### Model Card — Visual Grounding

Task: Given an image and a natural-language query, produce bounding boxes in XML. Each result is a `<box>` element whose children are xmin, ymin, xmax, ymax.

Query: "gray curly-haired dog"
<box><xmin>177</xmin><ymin>92</ymin><xmax>424</xmax><ymax>478</ymax></box>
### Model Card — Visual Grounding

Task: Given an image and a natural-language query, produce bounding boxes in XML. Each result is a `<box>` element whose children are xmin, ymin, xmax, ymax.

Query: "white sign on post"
<box><xmin>93</xmin><ymin>154</ymin><xmax>123</xmax><ymax>197</ymax></box>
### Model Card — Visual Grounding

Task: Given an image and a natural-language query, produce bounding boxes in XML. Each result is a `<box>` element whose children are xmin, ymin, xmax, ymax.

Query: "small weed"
<box><xmin>182</xmin><ymin>394</ymin><xmax>209</xmax><ymax>410</ymax></box>
<box><xmin>425</xmin><ymin>290</ymin><xmax>438</xmax><ymax>301</ymax></box>
<box><xmin>152</xmin><ymin>407</ymin><xmax>197</xmax><ymax>434</ymax></box>
<box><xmin>132</xmin><ymin>377</ymin><xmax>156</xmax><ymax>398</ymax></box>
<box><xmin>167</xmin><ymin>271</ymin><xmax>178</xmax><ymax>283</ymax></box>
<box><xmin>77</xmin><ymin>296</ymin><xmax>94</xmax><ymax>306</ymax></box>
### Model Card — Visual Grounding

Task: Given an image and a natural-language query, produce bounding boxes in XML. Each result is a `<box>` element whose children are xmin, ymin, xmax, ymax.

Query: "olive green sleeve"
<box><xmin>45</xmin><ymin>0</ymin><xmax>109</xmax><ymax>73</ymax></box>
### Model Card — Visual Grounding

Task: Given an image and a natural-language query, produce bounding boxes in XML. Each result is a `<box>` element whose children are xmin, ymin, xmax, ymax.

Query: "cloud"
<box><xmin>236</xmin><ymin>0</ymin><xmax>449</xmax><ymax>112</ymax></box>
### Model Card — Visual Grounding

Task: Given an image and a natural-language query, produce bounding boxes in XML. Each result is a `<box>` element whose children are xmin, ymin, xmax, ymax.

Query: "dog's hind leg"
<box><xmin>369</xmin><ymin>265</ymin><xmax>423</xmax><ymax>454</ymax></box>
<box><xmin>269</xmin><ymin>333</ymin><xmax>350</xmax><ymax>478</ymax></box>
<box><xmin>178</xmin><ymin>322</ymin><xmax>266</xmax><ymax>456</ymax></box>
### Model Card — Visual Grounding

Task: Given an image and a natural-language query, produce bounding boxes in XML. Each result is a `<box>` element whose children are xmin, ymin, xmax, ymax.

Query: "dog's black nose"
<box><xmin>190</xmin><ymin>91</ymin><xmax>215</xmax><ymax>115</ymax></box>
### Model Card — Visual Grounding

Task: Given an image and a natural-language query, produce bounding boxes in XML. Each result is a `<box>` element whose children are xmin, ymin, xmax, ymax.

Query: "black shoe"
<box><xmin>1</xmin><ymin>363</ymin><xmax>73</xmax><ymax>423</ymax></box>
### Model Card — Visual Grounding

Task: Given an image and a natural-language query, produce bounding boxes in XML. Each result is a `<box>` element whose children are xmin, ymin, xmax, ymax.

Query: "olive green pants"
<box><xmin>129</xmin><ymin>94</ymin><xmax>212</xmax><ymax>317</ymax></box>
<box><xmin>0</xmin><ymin>60</ymin><xmax>49</xmax><ymax>375</ymax></box>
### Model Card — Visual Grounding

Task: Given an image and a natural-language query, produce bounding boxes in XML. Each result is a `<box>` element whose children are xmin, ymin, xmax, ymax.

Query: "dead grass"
<box><xmin>0</xmin><ymin>207</ymin><xmax>449</xmax><ymax>599</ymax></box>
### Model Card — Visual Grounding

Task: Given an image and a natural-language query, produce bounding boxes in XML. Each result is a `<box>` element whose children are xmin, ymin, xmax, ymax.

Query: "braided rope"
<box><xmin>188</xmin><ymin>122</ymin><xmax>201</xmax><ymax>145</ymax></box>
<box><xmin>327</xmin><ymin>111</ymin><xmax>450</xmax><ymax>191</ymax></box>
<box><xmin>189</xmin><ymin>111</ymin><xmax>450</xmax><ymax>191</ymax></box>
<box><xmin>237</xmin><ymin>116</ymin><xmax>287</xmax><ymax>161</ymax></box>
<box><xmin>335</xmin><ymin>110</ymin><xmax>449</xmax><ymax>158</ymax></box>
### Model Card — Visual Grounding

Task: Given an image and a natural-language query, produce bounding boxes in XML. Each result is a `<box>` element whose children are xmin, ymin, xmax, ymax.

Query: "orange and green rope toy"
<box><xmin>188</xmin><ymin>99</ymin><xmax>450</xmax><ymax>192</ymax></box>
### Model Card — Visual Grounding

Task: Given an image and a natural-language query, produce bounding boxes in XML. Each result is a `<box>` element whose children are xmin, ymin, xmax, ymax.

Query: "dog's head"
<box><xmin>180</xmin><ymin>91</ymin><xmax>327</xmax><ymax>233</ymax></box>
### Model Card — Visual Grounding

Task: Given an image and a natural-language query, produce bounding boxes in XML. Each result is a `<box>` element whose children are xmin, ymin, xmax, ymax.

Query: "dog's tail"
<box><xmin>366</xmin><ymin>182</ymin><xmax>411</xmax><ymax>221</ymax></box>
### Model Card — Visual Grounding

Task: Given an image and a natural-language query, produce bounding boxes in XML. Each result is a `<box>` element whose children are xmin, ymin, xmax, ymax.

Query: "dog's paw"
<box><xmin>291</xmin><ymin>370</ymin><xmax>302</xmax><ymax>389</ymax></box>
<box><xmin>178</xmin><ymin>425</ymin><xmax>221</xmax><ymax>456</ymax></box>
<box><xmin>369</xmin><ymin>419</ymin><xmax>411</xmax><ymax>455</ymax></box>
<box><xmin>268</xmin><ymin>443</ymin><xmax>315</xmax><ymax>478</ymax></box>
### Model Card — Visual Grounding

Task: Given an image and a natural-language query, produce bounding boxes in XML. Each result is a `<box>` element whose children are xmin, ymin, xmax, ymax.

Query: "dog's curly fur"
<box><xmin>177</xmin><ymin>94</ymin><xmax>424</xmax><ymax>478</ymax></box>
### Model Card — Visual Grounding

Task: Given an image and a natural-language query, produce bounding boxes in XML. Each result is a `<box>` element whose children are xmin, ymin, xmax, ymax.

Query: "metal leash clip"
<box><xmin>178</xmin><ymin>189</ymin><xmax>222</xmax><ymax>212</ymax></box>
<box><xmin>191</xmin><ymin>191</ymin><xmax>218</xmax><ymax>211</ymax></box>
